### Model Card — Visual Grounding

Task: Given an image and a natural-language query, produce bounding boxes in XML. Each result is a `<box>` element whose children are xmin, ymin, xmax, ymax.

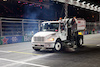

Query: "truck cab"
<box><xmin>31</xmin><ymin>18</ymin><xmax>86</xmax><ymax>51</ymax></box>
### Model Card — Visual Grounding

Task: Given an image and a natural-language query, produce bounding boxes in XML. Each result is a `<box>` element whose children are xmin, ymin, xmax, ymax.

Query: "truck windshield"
<box><xmin>41</xmin><ymin>23</ymin><xmax>59</xmax><ymax>32</ymax></box>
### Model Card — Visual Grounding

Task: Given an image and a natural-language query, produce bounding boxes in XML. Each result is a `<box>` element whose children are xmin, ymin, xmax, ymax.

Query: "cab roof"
<box><xmin>42</xmin><ymin>18</ymin><xmax>70</xmax><ymax>24</ymax></box>
<box><xmin>42</xmin><ymin>21</ymin><xmax>60</xmax><ymax>24</ymax></box>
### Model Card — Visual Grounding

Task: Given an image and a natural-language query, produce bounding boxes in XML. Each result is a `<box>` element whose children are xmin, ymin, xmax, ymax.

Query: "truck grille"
<box><xmin>34</xmin><ymin>37</ymin><xmax>44</xmax><ymax>42</ymax></box>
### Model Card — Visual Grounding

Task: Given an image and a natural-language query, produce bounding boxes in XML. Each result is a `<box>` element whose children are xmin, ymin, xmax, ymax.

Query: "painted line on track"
<box><xmin>0</xmin><ymin>58</ymin><xmax>50</xmax><ymax>67</ymax></box>
<box><xmin>0</xmin><ymin>50</ymin><xmax>11</xmax><ymax>53</ymax></box>
<box><xmin>8</xmin><ymin>51</ymin><xmax>41</xmax><ymax>55</ymax></box>
<box><xmin>0</xmin><ymin>50</ymin><xmax>54</xmax><ymax>67</ymax></box>
<box><xmin>23</xmin><ymin>53</ymin><xmax>55</xmax><ymax>62</ymax></box>
<box><xmin>0</xmin><ymin>50</ymin><xmax>41</xmax><ymax>55</ymax></box>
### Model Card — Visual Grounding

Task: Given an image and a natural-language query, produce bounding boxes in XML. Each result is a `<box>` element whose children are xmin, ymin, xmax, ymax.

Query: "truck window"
<box><xmin>60</xmin><ymin>23</ymin><xmax>65</xmax><ymax>31</ymax></box>
<box><xmin>41</xmin><ymin>23</ymin><xmax>59</xmax><ymax>32</ymax></box>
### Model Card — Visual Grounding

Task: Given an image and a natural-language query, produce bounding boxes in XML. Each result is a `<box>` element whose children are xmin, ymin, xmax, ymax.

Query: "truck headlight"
<box><xmin>48</xmin><ymin>38</ymin><xmax>54</xmax><ymax>41</ymax></box>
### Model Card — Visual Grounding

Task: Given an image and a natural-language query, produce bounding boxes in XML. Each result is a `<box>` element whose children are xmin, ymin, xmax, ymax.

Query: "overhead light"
<box><xmin>77</xmin><ymin>0</ymin><xmax>80</xmax><ymax>2</ymax></box>
<box><xmin>95</xmin><ymin>6</ymin><xmax>98</xmax><ymax>8</ymax></box>
<box><xmin>87</xmin><ymin>3</ymin><xmax>90</xmax><ymax>6</ymax></box>
<box><xmin>97</xmin><ymin>7</ymin><xmax>100</xmax><ymax>12</ymax></box>
<box><xmin>90</xmin><ymin>4</ymin><xmax>94</xmax><ymax>10</ymax></box>
<box><xmin>3</xmin><ymin>0</ymin><xmax>7</xmax><ymax>1</ymax></box>
<box><xmin>69</xmin><ymin>0</ymin><xmax>73</xmax><ymax>5</ymax></box>
<box><xmin>86</xmin><ymin>3</ymin><xmax>90</xmax><ymax>9</ymax></box>
<box><xmin>82</xmin><ymin>1</ymin><xmax>86</xmax><ymax>4</ymax></box>
<box><xmin>94</xmin><ymin>6</ymin><xmax>98</xmax><ymax>11</ymax></box>
<box><xmin>70</xmin><ymin>0</ymin><xmax>73</xmax><ymax>2</ymax></box>
<box><xmin>91</xmin><ymin>4</ymin><xmax>94</xmax><ymax>7</ymax></box>
<box><xmin>98</xmin><ymin>7</ymin><xmax>100</xmax><ymax>12</ymax></box>
<box><xmin>98</xmin><ymin>7</ymin><xmax>100</xmax><ymax>10</ymax></box>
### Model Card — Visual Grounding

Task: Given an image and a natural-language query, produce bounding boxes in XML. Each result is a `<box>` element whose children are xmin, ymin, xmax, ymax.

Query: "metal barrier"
<box><xmin>0</xmin><ymin>17</ymin><xmax>45</xmax><ymax>45</ymax></box>
<box><xmin>0</xmin><ymin>17</ymin><xmax>45</xmax><ymax>36</ymax></box>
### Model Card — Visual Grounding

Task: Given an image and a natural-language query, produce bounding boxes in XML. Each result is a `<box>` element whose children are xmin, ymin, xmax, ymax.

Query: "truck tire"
<box><xmin>79</xmin><ymin>38</ymin><xmax>83</xmax><ymax>45</ymax></box>
<box><xmin>34</xmin><ymin>49</ymin><xmax>40</xmax><ymax>51</ymax></box>
<box><xmin>77</xmin><ymin>38</ymin><xmax>83</xmax><ymax>47</ymax></box>
<box><xmin>32</xmin><ymin>47</ymin><xmax>40</xmax><ymax>51</ymax></box>
<box><xmin>53</xmin><ymin>41</ymin><xmax>62</xmax><ymax>52</ymax></box>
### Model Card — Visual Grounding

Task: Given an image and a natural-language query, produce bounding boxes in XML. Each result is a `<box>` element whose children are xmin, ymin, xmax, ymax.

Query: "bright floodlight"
<box><xmin>97</xmin><ymin>7</ymin><xmax>100</xmax><ymax>12</ymax></box>
<box><xmin>82</xmin><ymin>1</ymin><xmax>86</xmax><ymax>4</ymax></box>
<box><xmin>94</xmin><ymin>6</ymin><xmax>98</xmax><ymax>11</ymax></box>
<box><xmin>98</xmin><ymin>7</ymin><xmax>100</xmax><ymax>10</ymax></box>
<box><xmin>87</xmin><ymin>3</ymin><xmax>90</xmax><ymax>6</ymax></box>
<box><xmin>91</xmin><ymin>4</ymin><xmax>94</xmax><ymax>7</ymax></box>
<box><xmin>90</xmin><ymin>4</ymin><xmax>94</xmax><ymax>10</ymax></box>
<box><xmin>77</xmin><ymin>0</ymin><xmax>80</xmax><ymax>2</ymax></box>
<box><xmin>95</xmin><ymin>6</ymin><xmax>98</xmax><ymax>8</ymax></box>
<box><xmin>3</xmin><ymin>0</ymin><xmax>7</xmax><ymax>1</ymax></box>
<box><xmin>86</xmin><ymin>3</ymin><xmax>90</xmax><ymax>9</ymax></box>
<box><xmin>70</xmin><ymin>0</ymin><xmax>73</xmax><ymax>2</ymax></box>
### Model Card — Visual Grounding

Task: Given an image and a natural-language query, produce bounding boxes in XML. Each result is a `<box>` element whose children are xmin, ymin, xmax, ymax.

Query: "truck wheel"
<box><xmin>79</xmin><ymin>38</ymin><xmax>83</xmax><ymax>45</ymax></box>
<box><xmin>54</xmin><ymin>41</ymin><xmax>62</xmax><ymax>52</ymax></box>
<box><xmin>34</xmin><ymin>49</ymin><xmax>40</xmax><ymax>51</ymax></box>
<box><xmin>77</xmin><ymin>38</ymin><xmax>83</xmax><ymax>47</ymax></box>
<box><xmin>32</xmin><ymin>47</ymin><xmax>40</xmax><ymax>51</ymax></box>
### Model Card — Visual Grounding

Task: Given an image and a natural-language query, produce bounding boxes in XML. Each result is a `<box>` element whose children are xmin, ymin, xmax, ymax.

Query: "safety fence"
<box><xmin>0</xmin><ymin>17</ymin><xmax>45</xmax><ymax>45</ymax></box>
<box><xmin>0</xmin><ymin>17</ymin><xmax>100</xmax><ymax>45</ymax></box>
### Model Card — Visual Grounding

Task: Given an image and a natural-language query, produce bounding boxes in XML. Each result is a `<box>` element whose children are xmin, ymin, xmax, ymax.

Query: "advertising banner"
<box><xmin>0</xmin><ymin>35</ymin><xmax>32</xmax><ymax>45</ymax></box>
<box><xmin>23</xmin><ymin>36</ymin><xmax>32</xmax><ymax>42</ymax></box>
<box><xmin>0</xmin><ymin>36</ymin><xmax>23</xmax><ymax>45</ymax></box>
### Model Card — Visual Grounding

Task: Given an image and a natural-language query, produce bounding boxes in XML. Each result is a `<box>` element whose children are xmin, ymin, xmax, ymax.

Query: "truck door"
<box><xmin>60</xmin><ymin>23</ymin><xmax>66</xmax><ymax>40</ymax></box>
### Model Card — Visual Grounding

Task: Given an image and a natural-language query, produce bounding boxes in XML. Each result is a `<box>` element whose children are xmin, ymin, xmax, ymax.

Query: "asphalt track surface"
<box><xmin>0</xmin><ymin>34</ymin><xmax>100</xmax><ymax>67</ymax></box>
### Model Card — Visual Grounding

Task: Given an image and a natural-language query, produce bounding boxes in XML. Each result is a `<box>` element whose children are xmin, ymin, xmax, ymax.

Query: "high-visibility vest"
<box><xmin>78</xmin><ymin>32</ymin><xmax>83</xmax><ymax>35</ymax></box>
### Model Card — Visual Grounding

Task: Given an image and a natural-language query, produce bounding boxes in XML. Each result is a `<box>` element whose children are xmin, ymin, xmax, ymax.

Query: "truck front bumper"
<box><xmin>32</xmin><ymin>42</ymin><xmax>55</xmax><ymax>49</ymax></box>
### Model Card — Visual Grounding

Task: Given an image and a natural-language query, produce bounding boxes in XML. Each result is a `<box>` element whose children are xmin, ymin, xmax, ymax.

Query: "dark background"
<box><xmin>0</xmin><ymin>0</ymin><xmax>100</xmax><ymax>22</ymax></box>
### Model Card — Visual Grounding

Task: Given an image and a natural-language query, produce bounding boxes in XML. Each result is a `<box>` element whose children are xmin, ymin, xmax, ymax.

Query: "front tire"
<box><xmin>32</xmin><ymin>47</ymin><xmax>40</xmax><ymax>51</ymax></box>
<box><xmin>53</xmin><ymin>41</ymin><xmax>62</xmax><ymax>52</ymax></box>
<box><xmin>34</xmin><ymin>49</ymin><xmax>40</xmax><ymax>51</ymax></box>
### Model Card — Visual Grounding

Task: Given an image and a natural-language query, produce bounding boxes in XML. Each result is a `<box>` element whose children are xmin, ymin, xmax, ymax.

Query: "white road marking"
<box><xmin>0</xmin><ymin>53</ymin><xmax>54</xmax><ymax>67</ymax></box>
<box><xmin>11</xmin><ymin>48</ymin><xmax>32</xmax><ymax>52</ymax></box>
<box><xmin>0</xmin><ymin>50</ymin><xmax>11</xmax><ymax>53</ymax></box>
<box><xmin>23</xmin><ymin>53</ymin><xmax>54</xmax><ymax>62</ymax></box>
<box><xmin>0</xmin><ymin>58</ymin><xmax>50</xmax><ymax>67</ymax></box>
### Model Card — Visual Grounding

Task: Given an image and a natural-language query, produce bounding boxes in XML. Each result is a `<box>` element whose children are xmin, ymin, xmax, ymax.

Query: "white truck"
<box><xmin>31</xmin><ymin>17</ymin><xmax>86</xmax><ymax>52</ymax></box>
